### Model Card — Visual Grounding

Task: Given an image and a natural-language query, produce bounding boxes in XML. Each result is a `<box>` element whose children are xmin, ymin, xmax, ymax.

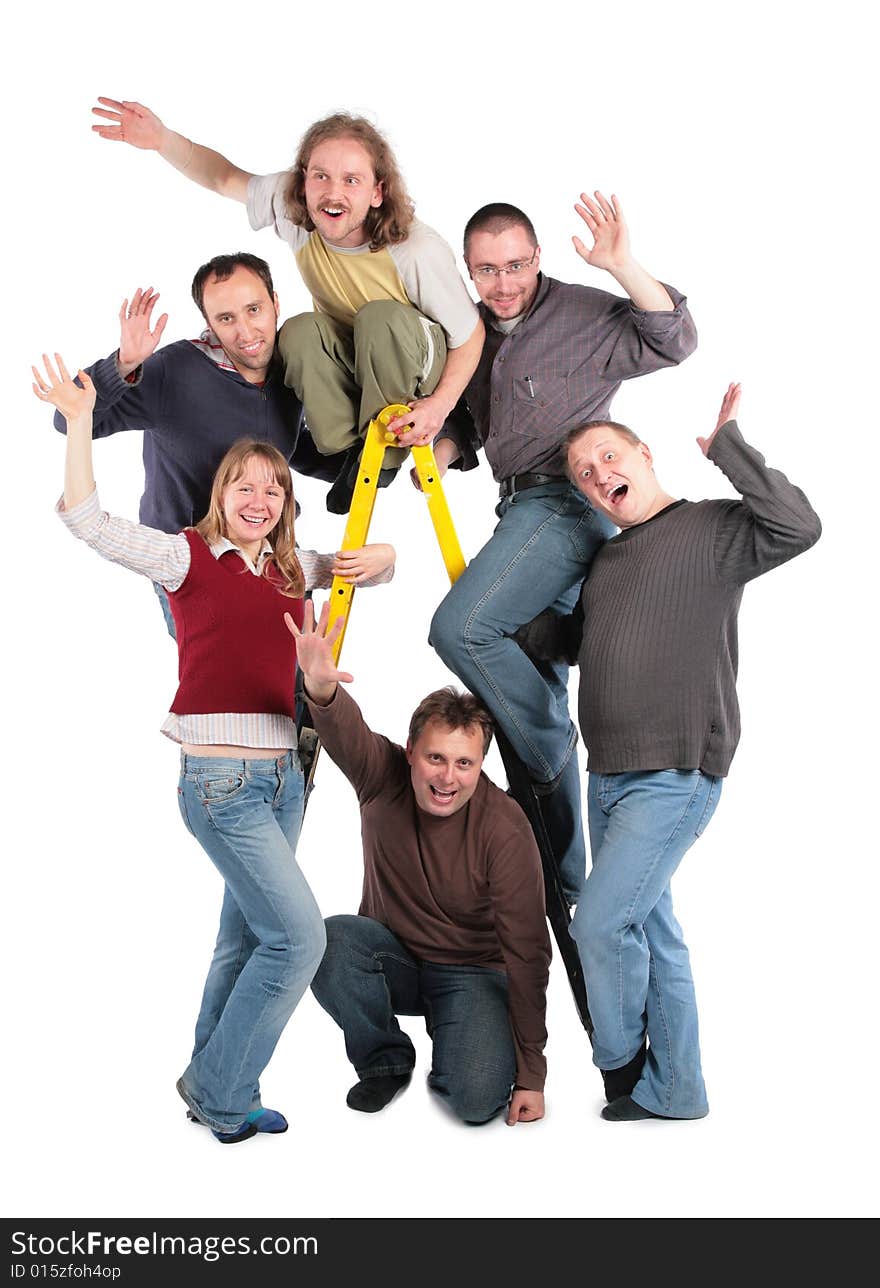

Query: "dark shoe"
<box><xmin>212</xmin><ymin>1120</ymin><xmax>259</xmax><ymax>1143</ymax></box>
<box><xmin>376</xmin><ymin>465</ymin><xmax>401</xmax><ymax>489</ymax></box>
<box><xmin>194</xmin><ymin>1107</ymin><xmax>289</xmax><ymax>1141</ymax></box>
<box><xmin>601</xmin><ymin>1095</ymin><xmax>667</xmax><ymax>1122</ymax></box>
<box><xmin>601</xmin><ymin>1041</ymin><xmax>647</xmax><ymax>1103</ymax></box>
<box><xmin>346</xmin><ymin>1072</ymin><xmax>411</xmax><ymax>1113</ymax></box>
<box><xmin>325</xmin><ymin>443</ymin><xmax>363</xmax><ymax>514</ymax></box>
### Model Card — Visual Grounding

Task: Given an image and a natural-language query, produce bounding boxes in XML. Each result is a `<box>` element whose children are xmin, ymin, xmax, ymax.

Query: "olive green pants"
<box><xmin>278</xmin><ymin>299</ymin><xmax>446</xmax><ymax>468</ymax></box>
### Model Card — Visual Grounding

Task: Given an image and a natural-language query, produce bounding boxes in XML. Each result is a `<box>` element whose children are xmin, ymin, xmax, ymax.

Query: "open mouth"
<box><xmin>429</xmin><ymin>785</ymin><xmax>456</xmax><ymax>804</ymax></box>
<box><xmin>606</xmin><ymin>483</ymin><xmax>628</xmax><ymax>505</ymax></box>
<box><xmin>240</xmin><ymin>515</ymin><xmax>268</xmax><ymax>526</ymax></box>
<box><xmin>321</xmin><ymin>205</ymin><xmax>347</xmax><ymax>220</ymax></box>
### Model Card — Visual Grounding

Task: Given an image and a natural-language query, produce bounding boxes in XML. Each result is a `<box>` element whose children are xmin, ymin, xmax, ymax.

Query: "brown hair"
<box><xmin>408</xmin><ymin>687</ymin><xmax>494</xmax><ymax>756</ymax></box>
<box><xmin>194</xmin><ymin>439</ymin><xmax>304</xmax><ymax>598</ymax></box>
<box><xmin>565</xmin><ymin>420</ymin><xmax>642</xmax><ymax>480</ymax></box>
<box><xmin>283</xmin><ymin>113</ymin><xmax>414</xmax><ymax>251</ymax></box>
<box><xmin>191</xmin><ymin>252</ymin><xmax>275</xmax><ymax>318</ymax></box>
<box><xmin>463</xmin><ymin>203</ymin><xmax>538</xmax><ymax>259</ymax></box>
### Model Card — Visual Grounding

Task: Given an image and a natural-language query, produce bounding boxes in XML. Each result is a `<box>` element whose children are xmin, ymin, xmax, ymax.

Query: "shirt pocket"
<box><xmin>511</xmin><ymin>374</ymin><xmax>570</xmax><ymax>437</ymax></box>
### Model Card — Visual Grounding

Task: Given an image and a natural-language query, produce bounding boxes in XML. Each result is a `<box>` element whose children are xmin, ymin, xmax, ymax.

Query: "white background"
<box><xmin>2</xmin><ymin>0</ymin><xmax>875</xmax><ymax>1220</ymax></box>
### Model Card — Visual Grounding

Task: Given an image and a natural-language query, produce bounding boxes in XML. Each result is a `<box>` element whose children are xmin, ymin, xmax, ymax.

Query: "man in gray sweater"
<box><xmin>564</xmin><ymin>384</ymin><xmax>821</xmax><ymax>1120</ymax></box>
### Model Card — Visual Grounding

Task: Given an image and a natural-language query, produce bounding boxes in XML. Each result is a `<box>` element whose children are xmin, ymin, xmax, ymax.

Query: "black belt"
<box><xmin>498</xmin><ymin>472</ymin><xmax>566</xmax><ymax>498</ymax></box>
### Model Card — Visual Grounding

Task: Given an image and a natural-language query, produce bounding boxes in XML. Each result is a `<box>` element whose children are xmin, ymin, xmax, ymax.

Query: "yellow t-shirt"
<box><xmin>247</xmin><ymin>172</ymin><xmax>479</xmax><ymax>347</ymax></box>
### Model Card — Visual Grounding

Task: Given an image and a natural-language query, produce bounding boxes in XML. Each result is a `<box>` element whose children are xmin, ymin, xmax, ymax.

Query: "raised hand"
<box><xmin>698</xmin><ymin>383</ymin><xmax>742</xmax><ymax>456</ymax></box>
<box><xmin>331</xmin><ymin>543</ymin><xmax>395</xmax><ymax>584</ymax></box>
<box><xmin>118</xmin><ymin>288</ymin><xmax>169</xmax><ymax>373</ymax></box>
<box><xmin>31</xmin><ymin>353</ymin><xmax>95</xmax><ymax>422</ymax></box>
<box><xmin>91</xmin><ymin>98</ymin><xmax>164</xmax><ymax>150</ymax></box>
<box><xmin>573</xmin><ymin>191</ymin><xmax>631</xmax><ymax>273</ymax></box>
<box><xmin>284</xmin><ymin>601</ymin><xmax>353</xmax><ymax>702</ymax></box>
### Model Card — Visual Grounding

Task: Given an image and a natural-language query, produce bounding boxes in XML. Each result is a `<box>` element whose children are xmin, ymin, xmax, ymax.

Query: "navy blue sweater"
<box><xmin>54</xmin><ymin>340</ymin><xmax>341</xmax><ymax>532</ymax></box>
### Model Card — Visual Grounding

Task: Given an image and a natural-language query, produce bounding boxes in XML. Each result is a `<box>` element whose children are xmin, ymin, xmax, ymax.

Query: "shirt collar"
<box><xmin>209</xmin><ymin>535</ymin><xmax>274</xmax><ymax>574</ymax></box>
<box><xmin>190</xmin><ymin>329</ymin><xmax>238</xmax><ymax>372</ymax></box>
<box><xmin>189</xmin><ymin>329</ymin><xmax>280</xmax><ymax>384</ymax></box>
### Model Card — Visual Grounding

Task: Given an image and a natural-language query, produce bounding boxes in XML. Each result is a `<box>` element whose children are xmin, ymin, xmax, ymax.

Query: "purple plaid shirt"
<box><xmin>442</xmin><ymin>274</ymin><xmax>697</xmax><ymax>481</ymax></box>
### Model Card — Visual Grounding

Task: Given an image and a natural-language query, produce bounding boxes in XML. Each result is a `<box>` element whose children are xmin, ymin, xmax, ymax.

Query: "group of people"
<box><xmin>34</xmin><ymin>97</ymin><xmax>821</xmax><ymax>1142</ymax></box>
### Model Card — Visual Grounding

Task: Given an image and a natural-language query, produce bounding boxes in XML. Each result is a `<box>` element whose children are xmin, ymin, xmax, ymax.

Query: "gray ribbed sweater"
<box><xmin>577</xmin><ymin>421</ymin><xmax>821</xmax><ymax>775</ymax></box>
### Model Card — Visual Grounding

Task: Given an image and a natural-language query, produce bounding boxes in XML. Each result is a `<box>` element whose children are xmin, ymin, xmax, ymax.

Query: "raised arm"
<box><xmin>284</xmin><ymin>601</ymin><xmax>352</xmax><ymax>706</ymax></box>
<box><xmin>701</xmin><ymin>385</ymin><xmax>822</xmax><ymax>582</ymax></box>
<box><xmin>573</xmin><ymin>191</ymin><xmax>675</xmax><ymax>311</ymax></box>
<box><xmin>91</xmin><ymin>98</ymin><xmax>253</xmax><ymax>203</ymax></box>
<box><xmin>698</xmin><ymin>381</ymin><xmax>741</xmax><ymax>456</ymax></box>
<box><xmin>33</xmin><ymin>354</ymin><xmax>96</xmax><ymax>508</ymax></box>
<box><xmin>116</xmin><ymin>287</ymin><xmax>169</xmax><ymax>379</ymax></box>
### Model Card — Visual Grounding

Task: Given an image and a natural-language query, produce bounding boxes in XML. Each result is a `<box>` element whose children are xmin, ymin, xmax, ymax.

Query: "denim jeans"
<box><xmin>176</xmin><ymin>750</ymin><xmax>326</xmax><ymax>1132</ymax></box>
<box><xmin>152</xmin><ymin>581</ymin><xmax>176</xmax><ymax>640</ymax></box>
<box><xmin>569</xmin><ymin>769</ymin><xmax>723</xmax><ymax>1119</ymax></box>
<box><xmin>429</xmin><ymin>482</ymin><xmax>613</xmax><ymax>900</ymax></box>
<box><xmin>311</xmin><ymin>915</ymin><xmax>516</xmax><ymax>1125</ymax></box>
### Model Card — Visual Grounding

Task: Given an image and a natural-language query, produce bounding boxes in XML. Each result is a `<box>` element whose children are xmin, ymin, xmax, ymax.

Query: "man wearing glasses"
<box><xmin>421</xmin><ymin>194</ymin><xmax>697</xmax><ymax>906</ymax></box>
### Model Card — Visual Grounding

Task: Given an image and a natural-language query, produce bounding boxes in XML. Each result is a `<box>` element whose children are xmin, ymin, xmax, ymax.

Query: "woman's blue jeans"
<box><xmin>176</xmin><ymin>750</ymin><xmax>326</xmax><ymax>1133</ymax></box>
<box><xmin>429</xmin><ymin>482</ymin><xmax>613</xmax><ymax>902</ymax></box>
<box><xmin>569</xmin><ymin>769</ymin><xmax>723</xmax><ymax>1119</ymax></box>
<box><xmin>311</xmin><ymin>915</ymin><xmax>516</xmax><ymax>1125</ymax></box>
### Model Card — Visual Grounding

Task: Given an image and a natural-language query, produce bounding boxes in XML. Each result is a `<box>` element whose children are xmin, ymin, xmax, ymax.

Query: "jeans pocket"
<box><xmin>567</xmin><ymin>501</ymin><xmax>615</xmax><ymax>562</ymax></box>
<box><xmin>694</xmin><ymin>776</ymin><xmax>722</xmax><ymax>836</ymax></box>
<box><xmin>177</xmin><ymin>784</ymin><xmax>195</xmax><ymax>837</ymax></box>
<box><xmin>197</xmin><ymin>773</ymin><xmax>247</xmax><ymax>806</ymax></box>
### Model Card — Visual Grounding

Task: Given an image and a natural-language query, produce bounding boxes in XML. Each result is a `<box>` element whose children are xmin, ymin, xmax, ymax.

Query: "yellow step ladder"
<box><xmin>325</xmin><ymin>404</ymin><xmax>465</xmax><ymax>661</ymax></box>
<box><xmin>303</xmin><ymin>403</ymin><xmax>592</xmax><ymax>1034</ymax></box>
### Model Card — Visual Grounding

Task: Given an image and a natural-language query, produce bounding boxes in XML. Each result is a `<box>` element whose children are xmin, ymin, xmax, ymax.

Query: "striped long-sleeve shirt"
<box><xmin>59</xmin><ymin>488</ymin><xmax>393</xmax><ymax>747</ymax></box>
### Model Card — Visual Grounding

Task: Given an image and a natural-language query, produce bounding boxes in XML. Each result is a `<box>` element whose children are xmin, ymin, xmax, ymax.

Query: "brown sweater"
<box><xmin>306</xmin><ymin>686</ymin><xmax>552</xmax><ymax>1090</ymax></box>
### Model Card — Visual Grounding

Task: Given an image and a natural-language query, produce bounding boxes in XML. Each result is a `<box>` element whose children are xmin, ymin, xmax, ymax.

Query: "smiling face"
<box><xmin>567</xmin><ymin>425</ymin><xmax>672</xmax><ymax>528</ymax></box>
<box><xmin>465</xmin><ymin>225</ymin><xmax>541</xmax><ymax>321</ymax></box>
<box><xmin>201</xmin><ymin>266</ymin><xmax>280</xmax><ymax>382</ymax></box>
<box><xmin>303</xmin><ymin>136</ymin><xmax>384</xmax><ymax>248</ymax></box>
<box><xmin>221</xmin><ymin>455</ymin><xmax>287</xmax><ymax>558</ymax></box>
<box><xmin>406</xmin><ymin>719</ymin><xmax>485</xmax><ymax>817</ymax></box>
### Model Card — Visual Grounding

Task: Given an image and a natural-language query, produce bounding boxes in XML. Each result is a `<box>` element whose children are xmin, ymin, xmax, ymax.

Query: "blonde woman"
<box><xmin>34</xmin><ymin>353</ymin><xmax>395</xmax><ymax>1144</ymax></box>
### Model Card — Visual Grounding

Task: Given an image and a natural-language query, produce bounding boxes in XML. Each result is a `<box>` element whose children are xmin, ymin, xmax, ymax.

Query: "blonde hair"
<box><xmin>194</xmin><ymin>440</ymin><xmax>304</xmax><ymax>598</ymax></box>
<box><xmin>284</xmin><ymin>113</ymin><xmax>414</xmax><ymax>251</ymax></box>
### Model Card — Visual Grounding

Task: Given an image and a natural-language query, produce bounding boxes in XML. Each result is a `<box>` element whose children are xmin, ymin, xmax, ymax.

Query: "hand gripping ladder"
<box><xmin>301</xmin><ymin>405</ymin><xmax>592</xmax><ymax>1035</ymax></box>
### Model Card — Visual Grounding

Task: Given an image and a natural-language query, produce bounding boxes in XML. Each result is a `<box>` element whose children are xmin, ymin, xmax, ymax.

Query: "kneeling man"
<box><xmin>288</xmin><ymin>605</ymin><xmax>551</xmax><ymax>1126</ymax></box>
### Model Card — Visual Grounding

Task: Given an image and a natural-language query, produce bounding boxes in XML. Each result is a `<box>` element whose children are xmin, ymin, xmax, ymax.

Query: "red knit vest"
<box><xmin>168</xmin><ymin>530</ymin><xmax>304</xmax><ymax>718</ymax></box>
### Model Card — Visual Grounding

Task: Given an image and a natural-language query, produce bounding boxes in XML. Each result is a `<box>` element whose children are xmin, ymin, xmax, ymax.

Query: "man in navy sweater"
<box><xmin>54</xmin><ymin>252</ymin><xmax>345</xmax><ymax>628</ymax></box>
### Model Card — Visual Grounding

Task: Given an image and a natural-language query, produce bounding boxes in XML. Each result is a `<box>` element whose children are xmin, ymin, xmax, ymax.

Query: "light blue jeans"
<box><xmin>429</xmin><ymin>482</ymin><xmax>613</xmax><ymax>900</ymax></box>
<box><xmin>153</xmin><ymin>581</ymin><xmax>176</xmax><ymax>640</ymax></box>
<box><xmin>570</xmin><ymin>769</ymin><xmax>722</xmax><ymax>1118</ymax></box>
<box><xmin>176</xmin><ymin>750</ymin><xmax>326</xmax><ymax>1133</ymax></box>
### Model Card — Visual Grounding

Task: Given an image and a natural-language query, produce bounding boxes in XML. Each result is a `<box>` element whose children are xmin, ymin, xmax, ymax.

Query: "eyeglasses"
<box><xmin>469</xmin><ymin>250</ymin><xmax>538</xmax><ymax>282</ymax></box>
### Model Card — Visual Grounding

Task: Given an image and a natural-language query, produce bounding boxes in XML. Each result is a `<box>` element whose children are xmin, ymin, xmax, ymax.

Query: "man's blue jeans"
<box><xmin>176</xmin><ymin>751</ymin><xmax>326</xmax><ymax>1133</ymax></box>
<box><xmin>570</xmin><ymin>769</ymin><xmax>723</xmax><ymax>1119</ymax></box>
<box><xmin>311</xmin><ymin>915</ymin><xmax>516</xmax><ymax>1125</ymax></box>
<box><xmin>430</xmin><ymin>482</ymin><xmax>613</xmax><ymax>900</ymax></box>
